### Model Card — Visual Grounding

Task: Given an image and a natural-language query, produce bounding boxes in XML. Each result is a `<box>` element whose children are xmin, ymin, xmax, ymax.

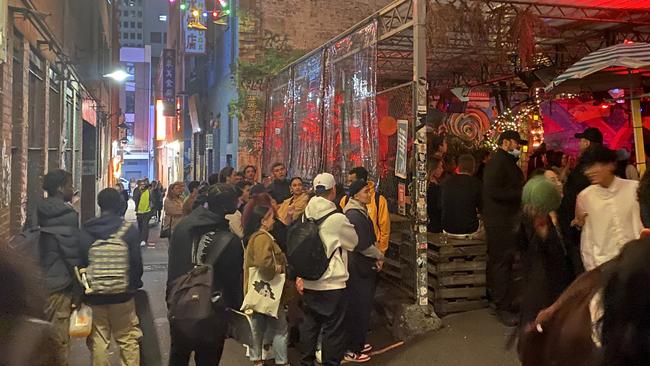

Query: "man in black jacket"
<box><xmin>167</xmin><ymin>184</ymin><xmax>244</xmax><ymax>366</ymax></box>
<box><xmin>37</xmin><ymin>169</ymin><xmax>81</xmax><ymax>365</ymax></box>
<box><xmin>80</xmin><ymin>188</ymin><xmax>144</xmax><ymax>365</ymax></box>
<box><xmin>557</xmin><ymin>127</ymin><xmax>603</xmax><ymax>276</ymax></box>
<box><xmin>268</xmin><ymin>162</ymin><xmax>291</xmax><ymax>204</ymax></box>
<box><xmin>483</xmin><ymin>130</ymin><xmax>527</xmax><ymax>326</ymax></box>
<box><xmin>442</xmin><ymin>154</ymin><xmax>482</xmax><ymax>234</ymax></box>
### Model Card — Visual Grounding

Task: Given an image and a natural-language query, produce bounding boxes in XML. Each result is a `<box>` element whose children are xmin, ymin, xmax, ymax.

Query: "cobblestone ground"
<box><xmin>70</xmin><ymin>202</ymin><xmax>519</xmax><ymax>365</ymax></box>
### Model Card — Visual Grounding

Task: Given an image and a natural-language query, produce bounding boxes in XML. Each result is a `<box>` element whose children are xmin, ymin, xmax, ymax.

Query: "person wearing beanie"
<box><xmin>575</xmin><ymin>146</ymin><xmax>643</xmax><ymax>272</ymax></box>
<box><xmin>342</xmin><ymin>179</ymin><xmax>384</xmax><ymax>363</ymax></box>
<box><xmin>518</xmin><ymin>175</ymin><xmax>575</xmax><ymax>354</ymax></box>
<box><xmin>167</xmin><ymin>183</ymin><xmax>244</xmax><ymax>365</ymax></box>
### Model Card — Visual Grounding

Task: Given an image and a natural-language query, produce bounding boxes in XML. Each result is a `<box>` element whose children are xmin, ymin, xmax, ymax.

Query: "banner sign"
<box><xmin>162</xmin><ymin>49</ymin><xmax>176</xmax><ymax>116</ymax></box>
<box><xmin>184</xmin><ymin>0</ymin><xmax>206</xmax><ymax>54</ymax></box>
<box><xmin>395</xmin><ymin>119</ymin><xmax>408</xmax><ymax>179</ymax></box>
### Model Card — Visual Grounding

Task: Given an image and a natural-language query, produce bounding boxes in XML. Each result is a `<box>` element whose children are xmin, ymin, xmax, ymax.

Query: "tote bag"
<box><xmin>241</xmin><ymin>244</ymin><xmax>285</xmax><ymax>318</ymax></box>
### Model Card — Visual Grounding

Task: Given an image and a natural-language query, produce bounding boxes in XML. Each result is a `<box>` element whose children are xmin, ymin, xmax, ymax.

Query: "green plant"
<box><xmin>229</xmin><ymin>47</ymin><xmax>304</xmax><ymax>119</ymax></box>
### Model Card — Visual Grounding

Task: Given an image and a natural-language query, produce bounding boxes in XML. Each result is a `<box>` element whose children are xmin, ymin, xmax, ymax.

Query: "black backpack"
<box><xmin>9</xmin><ymin>226</ymin><xmax>73</xmax><ymax>263</ymax></box>
<box><xmin>286</xmin><ymin>210</ymin><xmax>339</xmax><ymax>281</ymax></box>
<box><xmin>166</xmin><ymin>231</ymin><xmax>232</xmax><ymax>343</ymax></box>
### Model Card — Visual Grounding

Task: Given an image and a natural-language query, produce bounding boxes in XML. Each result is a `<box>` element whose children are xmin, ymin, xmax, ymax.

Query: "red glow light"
<box><xmin>212</xmin><ymin>10</ymin><xmax>219</xmax><ymax>17</ymax></box>
<box><xmin>624</xmin><ymin>39</ymin><xmax>634</xmax><ymax>44</ymax></box>
<box><xmin>600</xmin><ymin>103</ymin><xmax>610</xmax><ymax>109</ymax></box>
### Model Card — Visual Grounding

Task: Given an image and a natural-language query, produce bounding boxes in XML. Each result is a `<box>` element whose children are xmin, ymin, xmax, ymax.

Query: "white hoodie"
<box><xmin>302</xmin><ymin>196</ymin><xmax>358</xmax><ymax>291</ymax></box>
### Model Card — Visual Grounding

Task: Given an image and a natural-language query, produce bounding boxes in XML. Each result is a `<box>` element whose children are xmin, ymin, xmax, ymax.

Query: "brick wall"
<box><xmin>0</xmin><ymin>30</ymin><xmax>13</xmax><ymax>239</ymax></box>
<box><xmin>258</xmin><ymin>0</ymin><xmax>392</xmax><ymax>51</ymax></box>
<box><xmin>10</xmin><ymin>37</ymin><xmax>29</xmax><ymax>234</ymax></box>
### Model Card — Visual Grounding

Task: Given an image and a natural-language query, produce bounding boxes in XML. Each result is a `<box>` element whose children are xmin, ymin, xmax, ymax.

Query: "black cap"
<box><xmin>348</xmin><ymin>179</ymin><xmax>367</xmax><ymax>199</ymax></box>
<box><xmin>574</xmin><ymin>127</ymin><xmax>603</xmax><ymax>144</ymax></box>
<box><xmin>498</xmin><ymin>130</ymin><xmax>528</xmax><ymax>145</ymax></box>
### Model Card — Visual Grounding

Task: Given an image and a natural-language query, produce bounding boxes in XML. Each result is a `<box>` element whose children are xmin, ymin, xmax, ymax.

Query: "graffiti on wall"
<box><xmin>1</xmin><ymin>140</ymin><xmax>10</xmax><ymax>207</ymax></box>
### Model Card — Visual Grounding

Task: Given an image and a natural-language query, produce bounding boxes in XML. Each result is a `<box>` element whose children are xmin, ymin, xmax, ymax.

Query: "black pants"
<box><xmin>136</xmin><ymin>212</ymin><xmax>151</xmax><ymax>244</ymax></box>
<box><xmin>168</xmin><ymin>325</ymin><xmax>225</xmax><ymax>366</ymax></box>
<box><xmin>345</xmin><ymin>265</ymin><xmax>377</xmax><ymax>353</ymax></box>
<box><xmin>486</xmin><ymin>224</ymin><xmax>519</xmax><ymax>312</ymax></box>
<box><xmin>300</xmin><ymin>289</ymin><xmax>348</xmax><ymax>366</ymax></box>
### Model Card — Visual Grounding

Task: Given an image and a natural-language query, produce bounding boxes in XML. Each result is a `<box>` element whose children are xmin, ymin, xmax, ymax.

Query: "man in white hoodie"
<box><xmin>299</xmin><ymin>172</ymin><xmax>359</xmax><ymax>366</ymax></box>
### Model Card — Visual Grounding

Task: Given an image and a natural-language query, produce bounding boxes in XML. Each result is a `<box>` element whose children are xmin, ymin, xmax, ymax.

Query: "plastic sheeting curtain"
<box><xmin>263</xmin><ymin>69</ymin><xmax>293</xmax><ymax>172</ymax></box>
<box><xmin>291</xmin><ymin>51</ymin><xmax>325</xmax><ymax>181</ymax></box>
<box><xmin>322</xmin><ymin>21</ymin><xmax>378</xmax><ymax>182</ymax></box>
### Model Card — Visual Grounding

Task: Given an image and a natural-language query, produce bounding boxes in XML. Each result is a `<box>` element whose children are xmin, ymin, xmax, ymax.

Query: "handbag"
<box><xmin>160</xmin><ymin>217</ymin><xmax>172</xmax><ymax>238</ymax></box>
<box><xmin>241</xmin><ymin>236</ymin><xmax>285</xmax><ymax>318</ymax></box>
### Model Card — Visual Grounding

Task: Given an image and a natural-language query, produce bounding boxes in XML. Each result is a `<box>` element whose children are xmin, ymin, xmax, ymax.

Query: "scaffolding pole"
<box><xmin>413</xmin><ymin>0</ymin><xmax>430</xmax><ymax>313</ymax></box>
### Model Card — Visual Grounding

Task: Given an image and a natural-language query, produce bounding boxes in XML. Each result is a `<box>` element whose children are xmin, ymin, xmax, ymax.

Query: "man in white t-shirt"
<box><xmin>574</xmin><ymin>146</ymin><xmax>643</xmax><ymax>271</ymax></box>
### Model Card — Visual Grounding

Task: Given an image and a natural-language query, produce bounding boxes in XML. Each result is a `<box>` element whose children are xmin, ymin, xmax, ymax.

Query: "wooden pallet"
<box><xmin>427</xmin><ymin>233</ymin><xmax>489</xmax><ymax>315</ymax></box>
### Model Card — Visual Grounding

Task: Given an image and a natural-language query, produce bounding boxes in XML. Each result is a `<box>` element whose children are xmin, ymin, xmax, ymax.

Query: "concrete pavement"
<box><xmin>70</xmin><ymin>204</ymin><xmax>519</xmax><ymax>365</ymax></box>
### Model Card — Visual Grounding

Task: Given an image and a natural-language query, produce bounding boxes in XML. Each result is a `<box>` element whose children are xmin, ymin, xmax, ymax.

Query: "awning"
<box><xmin>546</xmin><ymin>42</ymin><xmax>650</xmax><ymax>92</ymax></box>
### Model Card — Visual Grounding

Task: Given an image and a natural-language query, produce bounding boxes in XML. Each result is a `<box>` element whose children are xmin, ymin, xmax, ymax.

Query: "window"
<box><xmin>150</xmin><ymin>32</ymin><xmax>161</xmax><ymax>43</ymax></box>
<box><xmin>122</xmin><ymin>33</ymin><xmax>128</xmax><ymax>39</ymax></box>
<box><xmin>137</xmin><ymin>33</ymin><xmax>142</xmax><ymax>40</ymax></box>
<box><xmin>123</xmin><ymin>21</ymin><xmax>128</xmax><ymax>28</ymax></box>
<box><xmin>130</xmin><ymin>21</ymin><xmax>135</xmax><ymax>28</ymax></box>
<box><xmin>164</xmin><ymin>32</ymin><xmax>167</xmax><ymax>43</ymax></box>
<box><xmin>130</xmin><ymin>33</ymin><xmax>135</xmax><ymax>39</ymax></box>
<box><xmin>137</xmin><ymin>22</ymin><xmax>142</xmax><ymax>28</ymax></box>
<box><xmin>138</xmin><ymin>11</ymin><xmax>142</xmax><ymax>17</ymax></box>
<box><xmin>125</xmin><ymin>91</ymin><xmax>135</xmax><ymax>113</ymax></box>
<box><xmin>123</xmin><ymin>10</ymin><xmax>128</xmax><ymax>16</ymax></box>
<box><xmin>131</xmin><ymin>10</ymin><xmax>135</xmax><ymax>16</ymax></box>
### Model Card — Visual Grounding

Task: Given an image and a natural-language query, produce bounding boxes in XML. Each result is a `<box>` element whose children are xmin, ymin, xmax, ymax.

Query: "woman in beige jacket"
<box><xmin>276</xmin><ymin>177</ymin><xmax>310</xmax><ymax>225</ymax></box>
<box><xmin>162</xmin><ymin>182</ymin><xmax>185</xmax><ymax>234</ymax></box>
<box><xmin>242</xmin><ymin>197</ymin><xmax>291</xmax><ymax>366</ymax></box>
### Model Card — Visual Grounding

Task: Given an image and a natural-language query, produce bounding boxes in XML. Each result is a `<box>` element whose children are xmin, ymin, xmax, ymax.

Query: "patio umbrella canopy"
<box><xmin>546</xmin><ymin>42</ymin><xmax>650</xmax><ymax>174</ymax></box>
<box><xmin>546</xmin><ymin>42</ymin><xmax>650</xmax><ymax>91</ymax></box>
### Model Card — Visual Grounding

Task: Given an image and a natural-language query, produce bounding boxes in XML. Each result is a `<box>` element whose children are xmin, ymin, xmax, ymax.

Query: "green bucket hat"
<box><xmin>522</xmin><ymin>175</ymin><xmax>561</xmax><ymax>215</ymax></box>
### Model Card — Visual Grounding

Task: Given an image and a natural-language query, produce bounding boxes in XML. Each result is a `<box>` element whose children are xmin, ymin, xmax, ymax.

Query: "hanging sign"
<box><xmin>0</xmin><ymin>0</ymin><xmax>6</xmax><ymax>63</ymax></box>
<box><xmin>395</xmin><ymin>119</ymin><xmax>408</xmax><ymax>179</ymax></box>
<box><xmin>162</xmin><ymin>49</ymin><xmax>176</xmax><ymax>116</ymax></box>
<box><xmin>184</xmin><ymin>0</ymin><xmax>206</xmax><ymax>54</ymax></box>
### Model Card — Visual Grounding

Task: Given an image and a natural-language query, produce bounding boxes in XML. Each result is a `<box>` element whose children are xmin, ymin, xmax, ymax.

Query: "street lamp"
<box><xmin>103</xmin><ymin>70</ymin><xmax>131</xmax><ymax>82</ymax></box>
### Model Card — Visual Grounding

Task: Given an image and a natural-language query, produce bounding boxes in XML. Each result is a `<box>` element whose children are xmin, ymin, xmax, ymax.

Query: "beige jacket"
<box><xmin>277</xmin><ymin>193</ymin><xmax>310</xmax><ymax>225</ymax></box>
<box><xmin>163</xmin><ymin>196</ymin><xmax>185</xmax><ymax>230</ymax></box>
<box><xmin>243</xmin><ymin>230</ymin><xmax>292</xmax><ymax>305</ymax></box>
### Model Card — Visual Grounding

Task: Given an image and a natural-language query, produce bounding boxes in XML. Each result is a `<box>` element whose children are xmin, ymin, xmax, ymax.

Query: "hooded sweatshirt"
<box><xmin>36</xmin><ymin>197</ymin><xmax>81</xmax><ymax>294</ymax></box>
<box><xmin>80</xmin><ymin>213</ymin><xmax>144</xmax><ymax>305</ymax></box>
<box><xmin>303</xmin><ymin>196</ymin><xmax>358</xmax><ymax>291</ymax></box>
<box><xmin>167</xmin><ymin>205</ymin><xmax>244</xmax><ymax>309</ymax></box>
<box><xmin>343</xmin><ymin>199</ymin><xmax>383</xmax><ymax>260</ymax></box>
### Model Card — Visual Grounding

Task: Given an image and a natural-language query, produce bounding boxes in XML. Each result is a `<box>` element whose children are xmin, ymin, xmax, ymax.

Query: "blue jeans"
<box><xmin>249</xmin><ymin>308</ymin><xmax>288</xmax><ymax>364</ymax></box>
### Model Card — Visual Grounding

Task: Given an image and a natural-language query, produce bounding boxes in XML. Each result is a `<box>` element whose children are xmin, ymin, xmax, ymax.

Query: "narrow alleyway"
<box><xmin>70</xmin><ymin>204</ymin><xmax>518</xmax><ymax>366</ymax></box>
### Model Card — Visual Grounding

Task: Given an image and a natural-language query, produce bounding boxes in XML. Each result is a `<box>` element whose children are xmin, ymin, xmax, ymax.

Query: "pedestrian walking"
<box><xmin>242</xmin><ymin>198</ymin><xmax>292</xmax><ymax>366</ymax></box>
<box><xmin>482</xmin><ymin>130</ymin><xmax>527</xmax><ymax>326</ymax></box>
<box><xmin>343</xmin><ymin>179</ymin><xmax>384</xmax><ymax>363</ymax></box>
<box><xmin>574</xmin><ymin>146</ymin><xmax>642</xmax><ymax>271</ymax></box>
<box><xmin>557</xmin><ymin>127</ymin><xmax>603</xmax><ymax>275</ymax></box>
<box><xmin>116</xmin><ymin>182</ymin><xmax>130</xmax><ymax>217</ymax></box>
<box><xmin>298</xmin><ymin>172</ymin><xmax>358</xmax><ymax>366</ymax></box>
<box><xmin>150</xmin><ymin>181</ymin><xmax>164</xmax><ymax>223</ymax></box>
<box><xmin>268</xmin><ymin>163</ymin><xmax>291</xmax><ymax>204</ymax></box>
<box><xmin>134</xmin><ymin>179</ymin><xmax>153</xmax><ymax>247</ymax></box>
<box><xmin>167</xmin><ymin>184</ymin><xmax>244</xmax><ymax>366</ymax></box>
<box><xmin>341</xmin><ymin>167</ymin><xmax>391</xmax><ymax>255</ymax></box>
<box><xmin>163</xmin><ymin>182</ymin><xmax>186</xmax><ymax>238</ymax></box>
<box><xmin>36</xmin><ymin>169</ymin><xmax>82</xmax><ymax>365</ymax></box>
<box><xmin>80</xmin><ymin>188</ymin><xmax>144</xmax><ymax>366</ymax></box>
<box><xmin>441</xmin><ymin>154</ymin><xmax>482</xmax><ymax>235</ymax></box>
<box><xmin>277</xmin><ymin>177</ymin><xmax>310</xmax><ymax>226</ymax></box>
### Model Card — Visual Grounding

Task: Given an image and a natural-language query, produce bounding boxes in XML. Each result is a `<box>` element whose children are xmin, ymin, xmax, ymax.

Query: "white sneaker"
<box><xmin>315</xmin><ymin>349</ymin><xmax>322</xmax><ymax>364</ymax></box>
<box><xmin>140</xmin><ymin>241</ymin><xmax>146</xmax><ymax>247</ymax></box>
<box><xmin>344</xmin><ymin>352</ymin><xmax>371</xmax><ymax>363</ymax></box>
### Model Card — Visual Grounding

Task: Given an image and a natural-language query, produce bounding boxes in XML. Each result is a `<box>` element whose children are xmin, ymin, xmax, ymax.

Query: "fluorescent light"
<box><xmin>159</xmin><ymin>15</ymin><xmax>167</xmax><ymax>21</ymax></box>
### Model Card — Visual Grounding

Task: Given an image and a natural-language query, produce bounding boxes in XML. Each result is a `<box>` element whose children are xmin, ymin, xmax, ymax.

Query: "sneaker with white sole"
<box><xmin>140</xmin><ymin>241</ymin><xmax>146</xmax><ymax>247</ymax></box>
<box><xmin>344</xmin><ymin>352</ymin><xmax>371</xmax><ymax>363</ymax></box>
<box><xmin>361</xmin><ymin>344</ymin><xmax>373</xmax><ymax>353</ymax></box>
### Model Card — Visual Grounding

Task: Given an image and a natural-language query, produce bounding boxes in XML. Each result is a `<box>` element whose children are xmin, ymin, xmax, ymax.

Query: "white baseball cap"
<box><xmin>313</xmin><ymin>173</ymin><xmax>336</xmax><ymax>191</ymax></box>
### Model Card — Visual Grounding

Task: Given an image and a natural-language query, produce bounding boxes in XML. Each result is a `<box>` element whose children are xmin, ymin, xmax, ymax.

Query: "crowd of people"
<box><xmin>0</xmin><ymin>161</ymin><xmax>391</xmax><ymax>366</ymax></box>
<box><xmin>4</xmin><ymin>124</ymin><xmax>650</xmax><ymax>365</ymax></box>
<box><xmin>427</xmin><ymin>126</ymin><xmax>650</xmax><ymax>365</ymax></box>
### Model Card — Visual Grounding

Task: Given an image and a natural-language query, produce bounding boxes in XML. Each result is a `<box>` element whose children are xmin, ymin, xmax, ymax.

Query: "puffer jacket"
<box><xmin>80</xmin><ymin>213</ymin><xmax>143</xmax><ymax>305</ymax></box>
<box><xmin>36</xmin><ymin>197</ymin><xmax>81</xmax><ymax>294</ymax></box>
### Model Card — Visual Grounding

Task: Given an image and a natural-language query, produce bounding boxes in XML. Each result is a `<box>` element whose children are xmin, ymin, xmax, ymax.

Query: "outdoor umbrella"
<box><xmin>545</xmin><ymin>42</ymin><xmax>650</xmax><ymax>174</ymax></box>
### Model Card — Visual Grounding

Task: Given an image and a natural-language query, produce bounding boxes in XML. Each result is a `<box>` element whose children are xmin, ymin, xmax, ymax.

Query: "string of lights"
<box><xmin>483</xmin><ymin>91</ymin><xmax>543</xmax><ymax>151</ymax></box>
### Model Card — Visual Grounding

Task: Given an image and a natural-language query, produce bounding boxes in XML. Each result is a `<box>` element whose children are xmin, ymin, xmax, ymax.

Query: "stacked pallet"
<box><xmin>427</xmin><ymin>233</ymin><xmax>488</xmax><ymax>315</ymax></box>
